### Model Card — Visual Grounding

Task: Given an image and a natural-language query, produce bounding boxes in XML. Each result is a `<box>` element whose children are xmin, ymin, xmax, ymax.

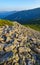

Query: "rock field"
<box><xmin>0</xmin><ymin>22</ymin><xmax>40</xmax><ymax>65</ymax></box>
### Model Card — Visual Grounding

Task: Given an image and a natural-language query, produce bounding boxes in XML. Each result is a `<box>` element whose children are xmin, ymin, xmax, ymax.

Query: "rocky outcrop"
<box><xmin>0</xmin><ymin>22</ymin><xmax>40</xmax><ymax>65</ymax></box>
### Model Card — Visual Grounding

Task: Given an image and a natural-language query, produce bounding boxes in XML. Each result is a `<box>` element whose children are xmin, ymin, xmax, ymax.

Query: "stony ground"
<box><xmin>0</xmin><ymin>22</ymin><xmax>40</xmax><ymax>65</ymax></box>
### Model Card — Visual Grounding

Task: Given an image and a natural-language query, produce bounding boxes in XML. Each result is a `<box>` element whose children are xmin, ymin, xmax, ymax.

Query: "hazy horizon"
<box><xmin>0</xmin><ymin>7</ymin><xmax>40</xmax><ymax>12</ymax></box>
<box><xmin>0</xmin><ymin>0</ymin><xmax>40</xmax><ymax>11</ymax></box>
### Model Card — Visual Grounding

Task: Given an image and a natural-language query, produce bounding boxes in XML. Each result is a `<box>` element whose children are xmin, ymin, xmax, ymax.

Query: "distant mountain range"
<box><xmin>0</xmin><ymin>8</ymin><xmax>40</xmax><ymax>24</ymax></box>
<box><xmin>0</xmin><ymin>11</ymin><xmax>16</xmax><ymax>19</ymax></box>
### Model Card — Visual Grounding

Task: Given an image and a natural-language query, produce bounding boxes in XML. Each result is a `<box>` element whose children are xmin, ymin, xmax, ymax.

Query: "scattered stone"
<box><xmin>0</xmin><ymin>22</ymin><xmax>40</xmax><ymax>65</ymax></box>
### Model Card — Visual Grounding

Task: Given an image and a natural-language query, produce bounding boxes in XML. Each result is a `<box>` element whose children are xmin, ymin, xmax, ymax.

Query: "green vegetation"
<box><xmin>0</xmin><ymin>19</ymin><xmax>40</xmax><ymax>32</ymax></box>
<box><xmin>0</xmin><ymin>19</ymin><xmax>14</xmax><ymax>26</ymax></box>
<box><xmin>24</xmin><ymin>24</ymin><xmax>40</xmax><ymax>31</ymax></box>
<box><xmin>23</xmin><ymin>19</ymin><xmax>40</xmax><ymax>31</ymax></box>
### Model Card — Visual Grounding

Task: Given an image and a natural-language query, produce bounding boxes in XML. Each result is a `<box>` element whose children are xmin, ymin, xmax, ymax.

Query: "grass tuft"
<box><xmin>0</xmin><ymin>19</ymin><xmax>14</xmax><ymax>26</ymax></box>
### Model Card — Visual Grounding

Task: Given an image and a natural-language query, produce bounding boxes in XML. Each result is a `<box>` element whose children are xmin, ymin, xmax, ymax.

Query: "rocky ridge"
<box><xmin>0</xmin><ymin>22</ymin><xmax>40</xmax><ymax>65</ymax></box>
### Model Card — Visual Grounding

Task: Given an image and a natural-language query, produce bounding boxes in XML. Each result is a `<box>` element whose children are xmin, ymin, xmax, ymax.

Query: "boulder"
<box><xmin>0</xmin><ymin>51</ymin><xmax>13</xmax><ymax>64</ymax></box>
<box><xmin>4</xmin><ymin>44</ymin><xmax>14</xmax><ymax>52</ymax></box>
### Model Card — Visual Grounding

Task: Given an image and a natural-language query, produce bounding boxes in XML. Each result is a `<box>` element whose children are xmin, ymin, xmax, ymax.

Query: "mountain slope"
<box><xmin>24</xmin><ymin>24</ymin><xmax>40</xmax><ymax>31</ymax></box>
<box><xmin>0</xmin><ymin>20</ymin><xmax>40</xmax><ymax>65</ymax></box>
<box><xmin>5</xmin><ymin>8</ymin><xmax>40</xmax><ymax>24</ymax></box>
<box><xmin>0</xmin><ymin>19</ymin><xmax>14</xmax><ymax>26</ymax></box>
<box><xmin>0</xmin><ymin>11</ymin><xmax>16</xmax><ymax>19</ymax></box>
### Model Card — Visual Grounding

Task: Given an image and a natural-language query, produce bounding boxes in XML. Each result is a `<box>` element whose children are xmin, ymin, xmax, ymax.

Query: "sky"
<box><xmin>0</xmin><ymin>0</ymin><xmax>40</xmax><ymax>11</ymax></box>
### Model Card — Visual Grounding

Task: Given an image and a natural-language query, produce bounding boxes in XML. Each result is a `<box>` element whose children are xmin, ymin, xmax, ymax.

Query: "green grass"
<box><xmin>23</xmin><ymin>24</ymin><xmax>40</xmax><ymax>31</ymax></box>
<box><xmin>0</xmin><ymin>19</ymin><xmax>14</xmax><ymax>26</ymax></box>
<box><xmin>0</xmin><ymin>19</ymin><xmax>40</xmax><ymax>31</ymax></box>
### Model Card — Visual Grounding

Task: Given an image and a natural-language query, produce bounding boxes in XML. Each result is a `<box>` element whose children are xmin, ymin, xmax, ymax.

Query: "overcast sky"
<box><xmin>0</xmin><ymin>0</ymin><xmax>40</xmax><ymax>11</ymax></box>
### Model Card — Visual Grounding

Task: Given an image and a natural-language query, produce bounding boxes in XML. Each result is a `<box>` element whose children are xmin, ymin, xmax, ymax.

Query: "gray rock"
<box><xmin>0</xmin><ymin>51</ymin><xmax>13</xmax><ymax>64</ymax></box>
